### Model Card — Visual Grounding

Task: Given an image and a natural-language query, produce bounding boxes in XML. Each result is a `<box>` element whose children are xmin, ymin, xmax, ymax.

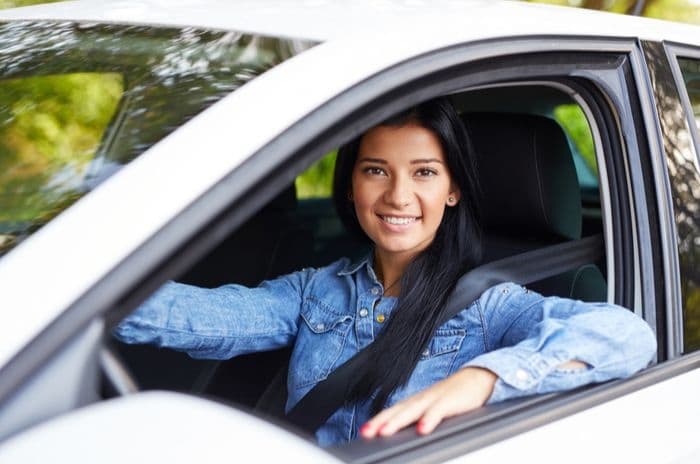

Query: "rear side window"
<box><xmin>674</xmin><ymin>57</ymin><xmax>700</xmax><ymax>351</ymax></box>
<box><xmin>0</xmin><ymin>21</ymin><xmax>315</xmax><ymax>257</ymax></box>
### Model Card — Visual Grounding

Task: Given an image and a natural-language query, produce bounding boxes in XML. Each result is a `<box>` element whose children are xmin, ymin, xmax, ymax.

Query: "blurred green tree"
<box><xmin>526</xmin><ymin>0</ymin><xmax>700</xmax><ymax>24</ymax></box>
<box><xmin>0</xmin><ymin>0</ymin><xmax>63</xmax><ymax>7</ymax></box>
<box><xmin>0</xmin><ymin>73</ymin><xmax>123</xmax><ymax>224</ymax></box>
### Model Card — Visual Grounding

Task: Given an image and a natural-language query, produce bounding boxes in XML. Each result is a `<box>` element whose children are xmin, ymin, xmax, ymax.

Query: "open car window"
<box><xmin>109</xmin><ymin>82</ymin><xmax>609</xmax><ymax>446</ymax></box>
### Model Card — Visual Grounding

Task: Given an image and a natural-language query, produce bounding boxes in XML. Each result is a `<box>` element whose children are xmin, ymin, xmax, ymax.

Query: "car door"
<box><xmin>103</xmin><ymin>33</ymin><xmax>685</xmax><ymax>462</ymax></box>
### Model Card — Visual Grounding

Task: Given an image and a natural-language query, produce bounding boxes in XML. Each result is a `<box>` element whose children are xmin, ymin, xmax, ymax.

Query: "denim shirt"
<box><xmin>113</xmin><ymin>255</ymin><xmax>657</xmax><ymax>447</ymax></box>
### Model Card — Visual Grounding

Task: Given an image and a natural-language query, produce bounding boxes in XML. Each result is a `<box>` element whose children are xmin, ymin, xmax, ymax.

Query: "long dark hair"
<box><xmin>333</xmin><ymin>97</ymin><xmax>482</xmax><ymax>411</ymax></box>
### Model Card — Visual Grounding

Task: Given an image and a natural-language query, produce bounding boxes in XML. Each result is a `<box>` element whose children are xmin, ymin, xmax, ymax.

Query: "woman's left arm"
<box><xmin>464</xmin><ymin>283</ymin><xmax>657</xmax><ymax>403</ymax></box>
<box><xmin>361</xmin><ymin>283</ymin><xmax>657</xmax><ymax>438</ymax></box>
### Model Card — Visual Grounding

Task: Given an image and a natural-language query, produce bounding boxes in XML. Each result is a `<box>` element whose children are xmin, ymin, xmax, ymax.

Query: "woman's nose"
<box><xmin>384</xmin><ymin>176</ymin><xmax>411</xmax><ymax>207</ymax></box>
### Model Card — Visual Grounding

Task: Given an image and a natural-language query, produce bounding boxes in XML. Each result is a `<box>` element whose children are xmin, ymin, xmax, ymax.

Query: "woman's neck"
<box><xmin>373</xmin><ymin>250</ymin><xmax>415</xmax><ymax>297</ymax></box>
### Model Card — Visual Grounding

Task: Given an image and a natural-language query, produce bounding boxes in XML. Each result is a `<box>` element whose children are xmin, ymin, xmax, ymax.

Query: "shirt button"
<box><xmin>376</xmin><ymin>314</ymin><xmax>385</xmax><ymax>323</ymax></box>
<box><xmin>515</xmin><ymin>369</ymin><xmax>529</xmax><ymax>382</ymax></box>
<box><xmin>315</xmin><ymin>323</ymin><xmax>325</xmax><ymax>331</ymax></box>
<box><xmin>371</xmin><ymin>287</ymin><xmax>380</xmax><ymax>295</ymax></box>
<box><xmin>422</xmin><ymin>349</ymin><xmax>430</xmax><ymax>357</ymax></box>
<box><xmin>359</xmin><ymin>308</ymin><xmax>369</xmax><ymax>317</ymax></box>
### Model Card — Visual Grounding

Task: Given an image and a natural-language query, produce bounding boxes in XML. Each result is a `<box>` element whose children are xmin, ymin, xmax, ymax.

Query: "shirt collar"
<box><xmin>337</xmin><ymin>251</ymin><xmax>375</xmax><ymax>277</ymax></box>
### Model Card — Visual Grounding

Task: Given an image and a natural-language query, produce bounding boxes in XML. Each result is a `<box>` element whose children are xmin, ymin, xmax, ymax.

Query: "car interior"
<box><xmin>107</xmin><ymin>83</ymin><xmax>608</xmax><ymax>441</ymax></box>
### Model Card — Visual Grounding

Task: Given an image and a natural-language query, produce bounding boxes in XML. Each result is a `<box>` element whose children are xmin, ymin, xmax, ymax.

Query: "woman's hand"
<box><xmin>359</xmin><ymin>366</ymin><xmax>498</xmax><ymax>438</ymax></box>
<box><xmin>360</xmin><ymin>360</ymin><xmax>588</xmax><ymax>438</ymax></box>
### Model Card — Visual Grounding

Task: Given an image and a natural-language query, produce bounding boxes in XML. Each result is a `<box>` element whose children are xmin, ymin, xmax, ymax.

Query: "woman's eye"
<box><xmin>364</xmin><ymin>167</ymin><xmax>386</xmax><ymax>176</ymax></box>
<box><xmin>416</xmin><ymin>168</ymin><xmax>437</xmax><ymax>177</ymax></box>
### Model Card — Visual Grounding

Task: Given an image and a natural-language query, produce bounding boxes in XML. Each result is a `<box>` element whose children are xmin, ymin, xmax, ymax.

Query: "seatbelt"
<box><xmin>285</xmin><ymin>234</ymin><xmax>604</xmax><ymax>434</ymax></box>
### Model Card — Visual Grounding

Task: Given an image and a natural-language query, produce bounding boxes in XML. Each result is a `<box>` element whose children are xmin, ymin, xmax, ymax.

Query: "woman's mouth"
<box><xmin>380</xmin><ymin>215</ymin><xmax>419</xmax><ymax>225</ymax></box>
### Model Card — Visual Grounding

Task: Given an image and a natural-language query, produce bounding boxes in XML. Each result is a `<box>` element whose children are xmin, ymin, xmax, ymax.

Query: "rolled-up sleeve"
<box><xmin>463</xmin><ymin>283</ymin><xmax>657</xmax><ymax>403</ymax></box>
<box><xmin>112</xmin><ymin>268</ymin><xmax>315</xmax><ymax>360</ymax></box>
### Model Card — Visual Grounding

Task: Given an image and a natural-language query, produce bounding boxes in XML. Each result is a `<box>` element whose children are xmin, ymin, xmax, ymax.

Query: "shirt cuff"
<box><xmin>463</xmin><ymin>347</ymin><xmax>571</xmax><ymax>403</ymax></box>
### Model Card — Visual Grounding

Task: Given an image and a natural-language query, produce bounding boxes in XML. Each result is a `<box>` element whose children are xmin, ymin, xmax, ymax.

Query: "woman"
<box><xmin>114</xmin><ymin>97</ymin><xmax>656</xmax><ymax>447</ymax></box>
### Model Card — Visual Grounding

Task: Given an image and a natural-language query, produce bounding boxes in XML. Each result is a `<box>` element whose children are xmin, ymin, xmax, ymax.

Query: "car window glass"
<box><xmin>0</xmin><ymin>72</ymin><xmax>123</xmax><ymax>254</ymax></box>
<box><xmin>674</xmin><ymin>57</ymin><xmax>700</xmax><ymax>352</ymax></box>
<box><xmin>552</xmin><ymin>103</ymin><xmax>599</xmax><ymax>193</ymax></box>
<box><xmin>0</xmin><ymin>21</ymin><xmax>315</xmax><ymax>258</ymax></box>
<box><xmin>296</xmin><ymin>150</ymin><xmax>337</xmax><ymax>199</ymax></box>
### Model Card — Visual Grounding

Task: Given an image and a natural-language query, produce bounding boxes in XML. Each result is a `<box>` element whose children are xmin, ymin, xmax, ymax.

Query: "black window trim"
<box><xmin>0</xmin><ymin>35</ymin><xmax>668</xmax><ymax>458</ymax></box>
<box><xmin>644</xmin><ymin>41</ymin><xmax>700</xmax><ymax>357</ymax></box>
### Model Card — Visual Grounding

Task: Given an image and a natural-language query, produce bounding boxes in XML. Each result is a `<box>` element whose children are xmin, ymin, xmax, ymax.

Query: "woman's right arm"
<box><xmin>112</xmin><ymin>268</ymin><xmax>315</xmax><ymax>360</ymax></box>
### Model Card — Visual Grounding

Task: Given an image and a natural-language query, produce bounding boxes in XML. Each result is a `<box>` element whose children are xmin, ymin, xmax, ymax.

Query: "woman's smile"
<box><xmin>378</xmin><ymin>214</ymin><xmax>420</xmax><ymax>227</ymax></box>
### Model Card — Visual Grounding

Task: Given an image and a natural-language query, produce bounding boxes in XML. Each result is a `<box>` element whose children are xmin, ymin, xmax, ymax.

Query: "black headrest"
<box><xmin>462</xmin><ymin>112</ymin><xmax>581</xmax><ymax>241</ymax></box>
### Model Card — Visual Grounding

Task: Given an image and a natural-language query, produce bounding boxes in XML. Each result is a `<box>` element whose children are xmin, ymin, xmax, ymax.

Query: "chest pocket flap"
<box><xmin>301</xmin><ymin>297</ymin><xmax>353</xmax><ymax>334</ymax></box>
<box><xmin>420</xmin><ymin>329</ymin><xmax>466</xmax><ymax>359</ymax></box>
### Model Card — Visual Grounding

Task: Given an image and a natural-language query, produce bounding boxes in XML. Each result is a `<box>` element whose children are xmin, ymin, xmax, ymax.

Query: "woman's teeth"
<box><xmin>382</xmin><ymin>216</ymin><xmax>417</xmax><ymax>225</ymax></box>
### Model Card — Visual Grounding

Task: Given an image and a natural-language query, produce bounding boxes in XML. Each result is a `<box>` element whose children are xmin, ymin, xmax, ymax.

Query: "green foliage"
<box><xmin>643</xmin><ymin>0</ymin><xmax>700</xmax><ymax>24</ymax></box>
<box><xmin>526</xmin><ymin>0</ymin><xmax>700</xmax><ymax>25</ymax></box>
<box><xmin>553</xmin><ymin>104</ymin><xmax>597</xmax><ymax>175</ymax></box>
<box><xmin>295</xmin><ymin>150</ymin><xmax>337</xmax><ymax>199</ymax></box>
<box><xmin>525</xmin><ymin>0</ymin><xmax>635</xmax><ymax>11</ymax></box>
<box><xmin>0</xmin><ymin>73</ymin><xmax>123</xmax><ymax>223</ymax></box>
<box><xmin>0</xmin><ymin>0</ymin><xmax>64</xmax><ymax>8</ymax></box>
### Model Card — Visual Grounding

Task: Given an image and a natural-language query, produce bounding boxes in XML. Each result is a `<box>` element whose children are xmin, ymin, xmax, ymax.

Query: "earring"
<box><xmin>347</xmin><ymin>192</ymin><xmax>353</xmax><ymax>201</ymax></box>
<box><xmin>447</xmin><ymin>196</ymin><xmax>456</xmax><ymax>205</ymax></box>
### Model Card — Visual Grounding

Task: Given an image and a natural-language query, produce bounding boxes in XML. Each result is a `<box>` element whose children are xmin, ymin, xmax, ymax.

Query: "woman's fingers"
<box><xmin>376</xmin><ymin>394</ymin><xmax>435</xmax><ymax>436</ymax></box>
<box><xmin>360</xmin><ymin>367</ymin><xmax>498</xmax><ymax>439</ymax></box>
<box><xmin>360</xmin><ymin>392</ymin><xmax>433</xmax><ymax>438</ymax></box>
<box><xmin>415</xmin><ymin>401</ymin><xmax>451</xmax><ymax>435</ymax></box>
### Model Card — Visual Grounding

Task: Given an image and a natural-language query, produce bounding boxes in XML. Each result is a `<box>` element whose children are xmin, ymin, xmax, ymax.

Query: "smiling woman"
<box><xmin>113</xmin><ymin>97</ymin><xmax>656</xmax><ymax>447</ymax></box>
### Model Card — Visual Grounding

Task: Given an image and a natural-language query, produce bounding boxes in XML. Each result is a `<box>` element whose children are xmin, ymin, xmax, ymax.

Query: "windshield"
<box><xmin>0</xmin><ymin>21</ymin><xmax>315</xmax><ymax>257</ymax></box>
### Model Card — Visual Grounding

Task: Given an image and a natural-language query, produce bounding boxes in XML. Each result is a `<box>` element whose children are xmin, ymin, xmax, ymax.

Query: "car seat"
<box><xmin>462</xmin><ymin>112</ymin><xmax>606</xmax><ymax>301</ymax></box>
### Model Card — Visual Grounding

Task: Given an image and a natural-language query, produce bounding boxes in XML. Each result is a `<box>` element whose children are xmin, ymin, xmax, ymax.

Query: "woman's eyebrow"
<box><xmin>357</xmin><ymin>157</ymin><xmax>443</xmax><ymax>164</ymax></box>
<box><xmin>357</xmin><ymin>157</ymin><xmax>387</xmax><ymax>164</ymax></box>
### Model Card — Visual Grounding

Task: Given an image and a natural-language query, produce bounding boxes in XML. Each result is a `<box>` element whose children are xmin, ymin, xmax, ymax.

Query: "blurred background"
<box><xmin>1</xmin><ymin>0</ymin><xmax>700</xmax><ymax>24</ymax></box>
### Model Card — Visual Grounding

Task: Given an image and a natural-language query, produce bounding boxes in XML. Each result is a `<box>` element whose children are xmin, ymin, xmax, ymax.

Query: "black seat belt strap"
<box><xmin>286</xmin><ymin>235</ymin><xmax>604</xmax><ymax>433</ymax></box>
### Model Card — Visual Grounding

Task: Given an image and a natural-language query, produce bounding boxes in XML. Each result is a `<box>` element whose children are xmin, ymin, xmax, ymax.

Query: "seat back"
<box><xmin>462</xmin><ymin>112</ymin><xmax>605</xmax><ymax>301</ymax></box>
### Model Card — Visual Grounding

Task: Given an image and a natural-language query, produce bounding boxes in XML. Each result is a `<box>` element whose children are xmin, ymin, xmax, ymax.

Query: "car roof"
<box><xmin>0</xmin><ymin>0</ymin><xmax>699</xmax><ymax>44</ymax></box>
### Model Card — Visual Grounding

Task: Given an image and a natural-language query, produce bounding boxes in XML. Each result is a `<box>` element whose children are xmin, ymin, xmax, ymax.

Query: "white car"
<box><xmin>0</xmin><ymin>0</ymin><xmax>700</xmax><ymax>462</ymax></box>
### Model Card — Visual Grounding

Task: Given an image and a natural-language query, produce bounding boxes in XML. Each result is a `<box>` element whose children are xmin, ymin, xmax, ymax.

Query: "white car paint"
<box><xmin>2</xmin><ymin>0</ymin><xmax>700</xmax><ymax>44</ymax></box>
<box><xmin>0</xmin><ymin>391</ymin><xmax>341</xmax><ymax>463</ymax></box>
<box><xmin>456</xmin><ymin>367</ymin><xmax>700</xmax><ymax>464</ymax></box>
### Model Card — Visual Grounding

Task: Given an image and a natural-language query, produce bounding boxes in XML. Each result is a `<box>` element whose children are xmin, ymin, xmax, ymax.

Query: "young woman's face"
<box><xmin>351</xmin><ymin>123</ymin><xmax>460</xmax><ymax>262</ymax></box>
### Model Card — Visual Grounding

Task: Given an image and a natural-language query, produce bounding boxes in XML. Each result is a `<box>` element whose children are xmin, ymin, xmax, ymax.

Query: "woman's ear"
<box><xmin>446</xmin><ymin>187</ymin><xmax>461</xmax><ymax>206</ymax></box>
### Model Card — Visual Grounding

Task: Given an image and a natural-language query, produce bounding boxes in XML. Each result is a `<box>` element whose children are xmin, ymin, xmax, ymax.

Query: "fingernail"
<box><xmin>417</xmin><ymin>420</ymin><xmax>430</xmax><ymax>434</ymax></box>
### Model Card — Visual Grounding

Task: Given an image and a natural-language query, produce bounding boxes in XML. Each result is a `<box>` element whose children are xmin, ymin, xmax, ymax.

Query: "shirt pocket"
<box><xmin>289</xmin><ymin>297</ymin><xmax>354</xmax><ymax>389</ymax></box>
<box><xmin>415</xmin><ymin>329</ymin><xmax>467</xmax><ymax>383</ymax></box>
<box><xmin>420</xmin><ymin>329</ymin><xmax>467</xmax><ymax>361</ymax></box>
<box><xmin>387</xmin><ymin>329</ymin><xmax>467</xmax><ymax>406</ymax></box>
